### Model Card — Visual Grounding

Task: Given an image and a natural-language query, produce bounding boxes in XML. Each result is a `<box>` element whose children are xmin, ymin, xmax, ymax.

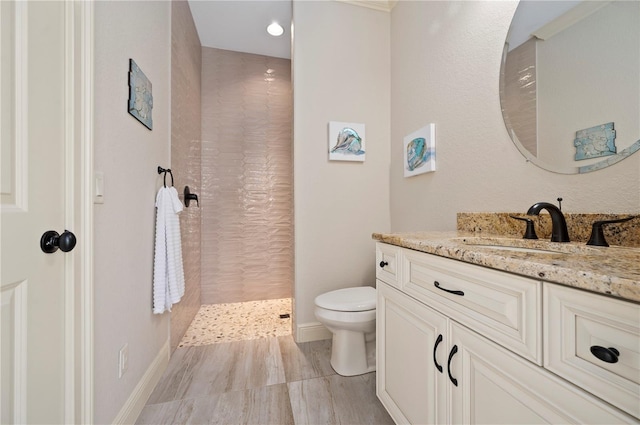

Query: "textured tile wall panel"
<box><xmin>503</xmin><ymin>38</ymin><xmax>537</xmax><ymax>156</ymax></box>
<box><xmin>201</xmin><ymin>47</ymin><xmax>293</xmax><ymax>304</ymax></box>
<box><xmin>170</xmin><ymin>0</ymin><xmax>202</xmax><ymax>353</ymax></box>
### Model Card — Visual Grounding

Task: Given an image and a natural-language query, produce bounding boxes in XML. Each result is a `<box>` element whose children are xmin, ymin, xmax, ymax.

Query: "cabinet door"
<box><xmin>377</xmin><ymin>282</ymin><xmax>448</xmax><ymax>425</ymax></box>
<box><xmin>449</xmin><ymin>322</ymin><xmax>635</xmax><ymax>424</ymax></box>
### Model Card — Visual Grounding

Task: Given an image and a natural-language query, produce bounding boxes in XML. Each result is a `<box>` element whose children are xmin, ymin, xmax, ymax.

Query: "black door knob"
<box><xmin>379</xmin><ymin>261</ymin><xmax>388</xmax><ymax>268</ymax></box>
<box><xmin>40</xmin><ymin>230</ymin><xmax>77</xmax><ymax>254</ymax></box>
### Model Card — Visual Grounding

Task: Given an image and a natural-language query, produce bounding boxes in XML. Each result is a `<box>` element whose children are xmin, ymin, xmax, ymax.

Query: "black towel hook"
<box><xmin>157</xmin><ymin>166</ymin><xmax>174</xmax><ymax>187</ymax></box>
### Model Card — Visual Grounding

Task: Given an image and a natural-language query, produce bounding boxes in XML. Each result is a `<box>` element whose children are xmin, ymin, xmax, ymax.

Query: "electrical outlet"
<box><xmin>119</xmin><ymin>343</ymin><xmax>129</xmax><ymax>378</ymax></box>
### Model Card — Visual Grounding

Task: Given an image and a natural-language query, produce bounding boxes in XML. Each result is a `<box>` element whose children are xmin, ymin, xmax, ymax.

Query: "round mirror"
<box><xmin>500</xmin><ymin>0</ymin><xmax>640</xmax><ymax>174</ymax></box>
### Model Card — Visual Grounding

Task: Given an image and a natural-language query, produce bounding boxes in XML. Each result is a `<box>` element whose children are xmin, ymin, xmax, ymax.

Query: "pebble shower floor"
<box><xmin>178</xmin><ymin>298</ymin><xmax>292</xmax><ymax>347</ymax></box>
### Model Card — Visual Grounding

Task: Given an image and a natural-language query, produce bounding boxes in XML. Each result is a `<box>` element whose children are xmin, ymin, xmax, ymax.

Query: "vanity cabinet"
<box><xmin>544</xmin><ymin>283</ymin><xmax>640</xmax><ymax>418</ymax></box>
<box><xmin>376</xmin><ymin>243</ymin><xmax>637</xmax><ymax>424</ymax></box>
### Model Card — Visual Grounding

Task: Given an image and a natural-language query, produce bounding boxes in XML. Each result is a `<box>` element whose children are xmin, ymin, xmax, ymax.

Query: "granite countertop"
<box><xmin>373</xmin><ymin>231</ymin><xmax>640</xmax><ymax>304</ymax></box>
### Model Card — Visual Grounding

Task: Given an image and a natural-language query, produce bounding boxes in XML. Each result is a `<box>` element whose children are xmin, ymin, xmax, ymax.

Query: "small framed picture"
<box><xmin>404</xmin><ymin>124</ymin><xmax>435</xmax><ymax>177</ymax></box>
<box><xmin>128</xmin><ymin>59</ymin><xmax>153</xmax><ymax>130</ymax></box>
<box><xmin>328</xmin><ymin>121</ymin><xmax>365</xmax><ymax>162</ymax></box>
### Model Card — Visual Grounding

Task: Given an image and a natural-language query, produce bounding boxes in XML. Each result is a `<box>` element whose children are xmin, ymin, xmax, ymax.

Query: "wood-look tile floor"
<box><xmin>137</xmin><ymin>336</ymin><xmax>394</xmax><ymax>425</ymax></box>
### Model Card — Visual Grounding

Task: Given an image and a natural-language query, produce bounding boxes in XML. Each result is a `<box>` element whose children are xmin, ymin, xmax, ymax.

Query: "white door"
<box><xmin>1</xmin><ymin>1</ymin><xmax>73</xmax><ymax>423</ymax></box>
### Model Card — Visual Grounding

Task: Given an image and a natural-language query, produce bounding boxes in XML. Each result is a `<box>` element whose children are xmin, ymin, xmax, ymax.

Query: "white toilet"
<box><xmin>314</xmin><ymin>286</ymin><xmax>377</xmax><ymax>376</ymax></box>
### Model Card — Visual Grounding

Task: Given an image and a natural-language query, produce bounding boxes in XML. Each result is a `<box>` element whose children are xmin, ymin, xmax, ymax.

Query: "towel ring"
<box><xmin>157</xmin><ymin>166</ymin><xmax>174</xmax><ymax>187</ymax></box>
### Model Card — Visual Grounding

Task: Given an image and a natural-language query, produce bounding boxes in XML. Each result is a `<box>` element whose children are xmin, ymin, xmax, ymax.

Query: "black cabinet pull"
<box><xmin>434</xmin><ymin>281</ymin><xmax>464</xmax><ymax>296</ymax></box>
<box><xmin>447</xmin><ymin>345</ymin><xmax>458</xmax><ymax>386</ymax></box>
<box><xmin>379</xmin><ymin>260</ymin><xmax>388</xmax><ymax>268</ymax></box>
<box><xmin>433</xmin><ymin>334</ymin><xmax>443</xmax><ymax>373</ymax></box>
<box><xmin>590</xmin><ymin>345</ymin><xmax>620</xmax><ymax>364</ymax></box>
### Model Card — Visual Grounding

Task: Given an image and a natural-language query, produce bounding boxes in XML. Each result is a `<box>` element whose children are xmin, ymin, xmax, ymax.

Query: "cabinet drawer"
<box><xmin>544</xmin><ymin>283</ymin><xmax>640</xmax><ymax>419</ymax></box>
<box><xmin>376</xmin><ymin>243</ymin><xmax>402</xmax><ymax>288</ymax></box>
<box><xmin>402</xmin><ymin>249</ymin><xmax>542</xmax><ymax>364</ymax></box>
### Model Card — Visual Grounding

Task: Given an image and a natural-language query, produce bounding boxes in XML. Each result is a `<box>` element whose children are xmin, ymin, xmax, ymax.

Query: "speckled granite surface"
<box><xmin>457</xmin><ymin>213</ymin><xmax>640</xmax><ymax>247</ymax></box>
<box><xmin>373</xmin><ymin>231</ymin><xmax>640</xmax><ymax>304</ymax></box>
<box><xmin>178</xmin><ymin>298</ymin><xmax>292</xmax><ymax>347</ymax></box>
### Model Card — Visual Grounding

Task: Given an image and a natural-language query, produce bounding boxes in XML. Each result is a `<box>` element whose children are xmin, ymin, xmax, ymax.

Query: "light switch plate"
<box><xmin>94</xmin><ymin>171</ymin><xmax>104</xmax><ymax>204</ymax></box>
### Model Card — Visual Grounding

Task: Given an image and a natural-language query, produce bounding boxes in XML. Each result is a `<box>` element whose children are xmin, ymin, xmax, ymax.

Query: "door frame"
<box><xmin>65</xmin><ymin>1</ymin><xmax>94</xmax><ymax>422</ymax></box>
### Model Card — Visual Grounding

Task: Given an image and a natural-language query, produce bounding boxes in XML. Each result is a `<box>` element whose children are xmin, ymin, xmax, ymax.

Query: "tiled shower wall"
<box><xmin>170</xmin><ymin>0</ymin><xmax>202</xmax><ymax>352</ymax></box>
<box><xmin>503</xmin><ymin>38</ymin><xmax>537</xmax><ymax>156</ymax></box>
<box><xmin>201</xmin><ymin>48</ymin><xmax>293</xmax><ymax>304</ymax></box>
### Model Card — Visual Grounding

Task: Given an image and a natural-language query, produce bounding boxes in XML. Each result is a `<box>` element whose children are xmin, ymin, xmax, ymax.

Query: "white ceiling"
<box><xmin>187</xmin><ymin>1</ymin><xmax>585</xmax><ymax>61</ymax></box>
<box><xmin>187</xmin><ymin>0</ymin><xmax>397</xmax><ymax>60</ymax></box>
<box><xmin>188</xmin><ymin>0</ymin><xmax>293</xmax><ymax>59</ymax></box>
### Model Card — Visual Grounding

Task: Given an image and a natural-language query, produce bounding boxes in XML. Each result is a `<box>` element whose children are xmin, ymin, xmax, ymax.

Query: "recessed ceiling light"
<box><xmin>267</xmin><ymin>22</ymin><xmax>284</xmax><ymax>37</ymax></box>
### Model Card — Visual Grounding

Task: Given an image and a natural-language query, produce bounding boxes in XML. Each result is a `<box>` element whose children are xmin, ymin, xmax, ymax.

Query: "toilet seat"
<box><xmin>315</xmin><ymin>286</ymin><xmax>376</xmax><ymax>312</ymax></box>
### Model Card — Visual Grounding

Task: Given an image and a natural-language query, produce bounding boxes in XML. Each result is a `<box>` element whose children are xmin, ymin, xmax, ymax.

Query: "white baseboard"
<box><xmin>112</xmin><ymin>339</ymin><xmax>170</xmax><ymax>425</ymax></box>
<box><xmin>296</xmin><ymin>322</ymin><xmax>332</xmax><ymax>342</ymax></box>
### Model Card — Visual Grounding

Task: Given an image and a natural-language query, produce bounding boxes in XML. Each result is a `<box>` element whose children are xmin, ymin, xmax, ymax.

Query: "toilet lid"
<box><xmin>315</xmin><ymin>286</ymin><xmax>376</xmax><ymax>312</ymax></box>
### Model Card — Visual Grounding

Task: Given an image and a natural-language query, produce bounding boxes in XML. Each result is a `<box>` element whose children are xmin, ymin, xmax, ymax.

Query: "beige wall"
<box><xmin>200</xmin><ymin>47</ymin><xmax>293</xmax><ymax>304</ymax></box>
<box><xmin>389</xmin><ymin>1</ymin><xmax>640</xmax><ymax>234</ymax></box>
<box><xmin>94</xmin><ymin>1</ymin><xmax>171</xmax><ymax>423</ymax></box>
<box><xmin>292</xmin><ymin>1</ymin><xmax>391</xmax><ymax>333</ymax></box>
<box><xmin>170</xmin><ymin>0</ymin><xmax>202</xmax><ymax>353</ymax></box>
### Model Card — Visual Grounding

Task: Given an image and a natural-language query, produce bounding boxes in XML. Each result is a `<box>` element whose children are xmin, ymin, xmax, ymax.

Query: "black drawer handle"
<box><xmin>379</xmin><ymin>261</ymin><xmax>388</xmax><ymax>268</ymax></box>
<box><xmin>590</xmin><ymin>345</ymin><xmax>620</xmax><ymax>364</ymax></box>
<box><xmin>433</xmin><ymin>334</ymin><xmax>443</xmax><ymax>373</ymax></box>
<box><xmin>447</xmin><ymin>345</ymin><xmax>458</xmax><ymax>386</ymax></box>
<box><xmin>434</xmin><ymin>281</ymin><xmax>464</xmax><ymax>296</ymax></box>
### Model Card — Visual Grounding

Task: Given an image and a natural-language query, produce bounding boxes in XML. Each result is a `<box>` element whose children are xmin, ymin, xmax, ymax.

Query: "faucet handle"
<box><xmin>587</xmin><ymin>216</ymin><xmax>638</xmax><ymax>247</ymax></box>
<box><xmin>510</xmin><ymin>215</ymin><xmax>538</xmax><ymax>240</ymax></box>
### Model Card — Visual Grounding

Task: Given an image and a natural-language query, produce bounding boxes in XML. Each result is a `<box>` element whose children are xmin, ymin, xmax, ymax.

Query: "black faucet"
<box><xmin>526</xmin><ymin>202</ymin><xmax>570</xmax><ymax>242</ymax></box>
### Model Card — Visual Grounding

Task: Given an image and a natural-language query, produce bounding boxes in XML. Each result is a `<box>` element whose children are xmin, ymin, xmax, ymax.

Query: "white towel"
<box><xmin>153</xmin><ymin>186</ymin><xmax>185</xmax><ymax>314</ymax></box>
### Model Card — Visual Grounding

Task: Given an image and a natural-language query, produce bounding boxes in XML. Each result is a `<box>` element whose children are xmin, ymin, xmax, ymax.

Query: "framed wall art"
<box><xmin>328</xmin><ymin>121</ymin><xmax>366</xmax><ymax>162</ymax></box>
<box><xmin>574</xmin><ymin>122</ymin><xmax>616</xmax><ymax>161</ymax></box>
<box><xmin>404</xmin><ymin>124</ymin><xmax>435</xmax><ymax>177</ymax></box>
<box><xmin>128</xmin><ymin>59</ymin><xmax>153</xmax><ymax>130</ymax></box>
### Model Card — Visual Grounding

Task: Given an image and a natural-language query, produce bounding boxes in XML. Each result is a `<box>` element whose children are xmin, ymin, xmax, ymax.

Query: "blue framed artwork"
<box><xmin>404</xmin><ymin>124</ymin><xmax>436</xmax><ymax>177</ymax></box>
<box><xmin>128</xmin><ymin>59</ymin><xmax>153</xmax><ymax>130</ymax></box>
<box><xmin>328</xmin><ymin>121</ymin><xmax>366</xmax><ymax>162</ymax></box>
<box><xmin>574</xmin><ymin>122</ymin><xmax>616</xmax><ymax>160</ymax></box>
